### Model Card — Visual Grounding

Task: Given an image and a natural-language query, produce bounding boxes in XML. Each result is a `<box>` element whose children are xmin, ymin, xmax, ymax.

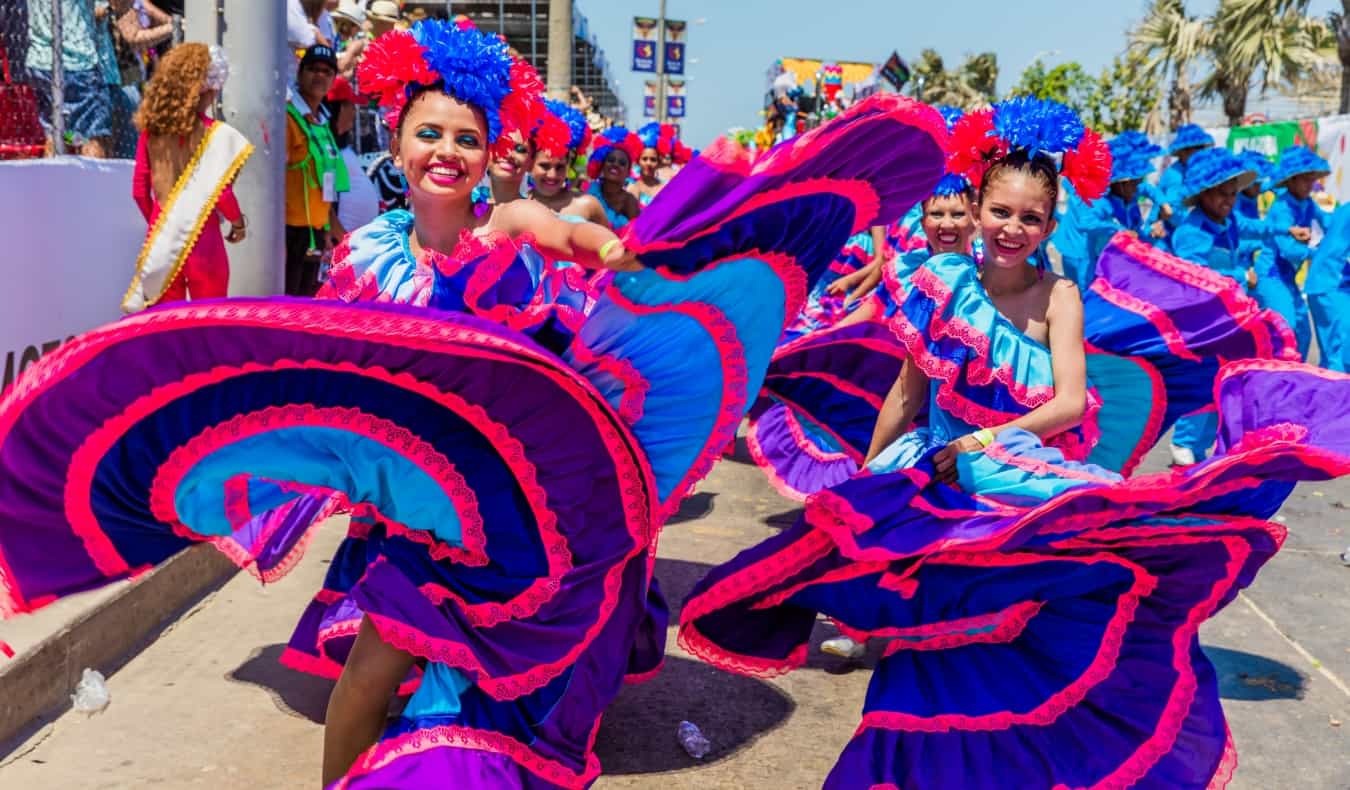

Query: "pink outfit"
<box><xmin>132</xmin><ymin>118</ymin><xmax>241</xmax><ymax>302</ymax></box>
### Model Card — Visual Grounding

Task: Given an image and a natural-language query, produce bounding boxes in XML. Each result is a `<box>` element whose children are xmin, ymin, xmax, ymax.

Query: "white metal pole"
<box><xmin>49</xmin><ymin>0</ymin><xmax>66</xmax><ymax>154</ymax></box>
<box><xmin>184</xmin><ymin>0</ymin><xmax>288</xmax><ymax>297</ymax></box>
<box><xmin>655</xmin><ymin>0</ymin><xmax>666</xmax><ymax>124</ymax></box>
<box><xmin>546</xmin><ymin>0</ymin><xmax>572</xmax><ymax>99</ymax></box>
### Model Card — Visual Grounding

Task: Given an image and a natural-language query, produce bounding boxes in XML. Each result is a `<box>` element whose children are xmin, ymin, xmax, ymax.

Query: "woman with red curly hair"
<box><xmin>123</xmin><ymin>43</ymin><xmax>252</xmax><ymax>312</ymax></box>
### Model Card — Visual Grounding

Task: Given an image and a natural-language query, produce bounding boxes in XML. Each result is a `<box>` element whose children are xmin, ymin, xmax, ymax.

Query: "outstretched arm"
<box><xmin>498</xmin><ymin>200</ymin><xmax>638</xmax><ymax>271</ymax></box>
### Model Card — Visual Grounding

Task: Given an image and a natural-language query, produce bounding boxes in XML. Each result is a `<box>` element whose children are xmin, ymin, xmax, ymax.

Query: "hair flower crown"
<box><xmin>947</xmin><ymin>97</ymin><xmax>1112</xmax><ymax>200</ymax></box>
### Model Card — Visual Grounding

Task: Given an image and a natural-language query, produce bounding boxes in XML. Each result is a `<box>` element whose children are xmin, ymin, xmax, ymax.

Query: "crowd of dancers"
<box><xmin>1</xmin><ymin>18</ymin><xmax>1349</xmax><ymax>790</ymax></box>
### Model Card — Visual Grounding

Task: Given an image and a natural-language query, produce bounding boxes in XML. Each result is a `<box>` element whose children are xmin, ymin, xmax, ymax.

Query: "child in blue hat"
<box><xmin>1258</xmin><ymin>145</ymin><xmax>1329</xmax><ymax>357</ymax></box>
<box><xmin>1168</xmin><ymin>147</ymin><xmax>1259</xmax><ymax>465</ymax></box>
<box><xmin>1158</xmin><ymin>124</ymin><xmax>1215</xmax><ymax>237</ymax></box>
<box><xmin>1232</xmin><ymin>148</ymin><xmax>1274</xmax><ymax>295</ymax></box>
<box><xmin>1307</xmin><ymin>204</ymin><xmax>1350</xmax><ymax>371</ymax></box>
<box><xmin>1055</xmin><ymin>134</ymin><xmax>1165</xmax><ymax>287</ymax></box>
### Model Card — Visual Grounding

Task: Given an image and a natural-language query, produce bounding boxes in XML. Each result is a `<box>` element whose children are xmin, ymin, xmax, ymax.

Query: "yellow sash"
<box><xmin>122</xmin><ymin>122</ymin><xmax>253</xmax><ymax>313</ymax></box>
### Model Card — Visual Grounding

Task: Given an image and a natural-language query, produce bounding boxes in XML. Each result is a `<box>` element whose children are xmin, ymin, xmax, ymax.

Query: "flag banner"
<box><xmin>664</xmin><ymin>19</ymin><xmax>687</xmax><ymax>75</ymax></box>
<box><xmin>632</xmin><ymin>17</ymin><xmax>658</xmax><ymax>72</ymax></box>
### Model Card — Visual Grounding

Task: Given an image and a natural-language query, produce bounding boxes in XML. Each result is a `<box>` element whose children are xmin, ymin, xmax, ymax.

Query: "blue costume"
<box><xmin>1056</xmin><ymin>133</ymin><xmax>1165</xmax><ymax>287</ymax></box>
<box><xmin>1255</xmin><ymin>147</ymin><xmax>1330</xmax><ymax>358</ymax></box>
<box><xmin>1168</xmin><ymin>148</ymin><xmax>1264</xmax><ymax>461</ymax></box>
<box><xmin>1307</xmin><ymin>204</ymin><xmax>1350</xmax><ymax>371</ymax></box>
<box><xmin>1158</xmin><ymin>124</ymin><xmax>1215</xmax><ymax>237</ymax></box>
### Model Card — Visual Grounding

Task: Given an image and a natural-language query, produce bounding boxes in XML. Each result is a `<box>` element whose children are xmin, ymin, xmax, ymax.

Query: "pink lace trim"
<box><xmin>878</xmin><ymin>600</ymin><xmax>1045</xmax><ymax>654</ymax></box>
<box><xmin>981</xmin><ymin>440</ymin><xmax>1120</xmax><ymax>485</ymax></box>
<box><xmin>858</xmin><ymin>548</ymin><xmax>1155</xmax><ymax>733</ymax></box>
<box><xmin>744</xmin><ymin>413</ymin><xmax>814</xmax><ymax>502</ymax></box>
<box><xmin>1085</xmin><ymin>346</ymin><xmax>1169</xmax><ymax>478</ymax></box>
<box><xmin>147</xmin><ymin>404</ymin><xmax>488</xmax><ymax>567</ymax></box>
<box><xmin>629</xmin><ymin>179</ymin><xmax>882</xmax><ymax>255</ymax></box>
<box><xmin>335</xmin><ymin>722</ymin><xmax>602</xmax><ymax>790</ymax></box>
<box><xmin>1106</xmin><ymin>232</ymin><xmax>1301</xmax><ymax>363</ymax></box>
<box><xmin>606</xmin><ymin>289</ymin><xmax>749</xmax><ymax>524</ymax></box>
<box><xmin>647</xmin><ymin>249</ymin><xmax>810</xmax><ymax>334</ymax></box>
<box><xmin>1088</xmin><ymin>279</ymin><xmax>1202</xmax><ymax>363</ymax></box>
<box><xmin>623</xmin><ymin>659</ymin><xmax>665</xmax><ymax>685</ymax></box>
<box><xmin>0</xmin><ymin>544</ymin><xmax>29</xmax><ymax>617</ymax></box>
<box><xmin>771</xmin><ymin>391</ymin><xmax>864</xmax><ymax>463</ymax></box>
<box><xmin>677</xmin><ymin>620</ymin><xmax>810</xmax><ymax>679</ymax></box>
<box><xmin>783</xmin><ymin>406</ymin><xmax>855</xmax><ymax>463</ymax></box>
<box><xmin>749</xmin><ymin>560</ymin><xmax>891</xmax><ymax>611</ymax></box>
<box><xmin>772</xmin><ymin>332</ymin><xmax>906</xmax><ymax>362</ymax></box>
<box><xmin>567</xmin><ymin>337</ymin><xmax>651</xmax><ymax>425</ymax></box>
<box><xmin>680</xmin><ymin>523</ymin><xmax>837</xmax><ymax>634</ymax></box>
<box><xmin>1206</xmin><ymin>726</ymin><xmax>1239</xmax><ymax>790</ymax></box>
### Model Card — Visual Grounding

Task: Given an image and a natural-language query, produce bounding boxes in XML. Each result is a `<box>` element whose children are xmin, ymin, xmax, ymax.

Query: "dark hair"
<box><xmin>395</xmin><ymin>84</ymin><xmax>487</xmax><ymax>138</ymax></box>
<box><xmin>323</xmin><ymin>99</ymin><xmax>352</xmax><ymax>149</ymax></box>
<box><xmin>979</xmin><ymin>150</ymin><xmax>1059</xmax><ymax>209</ymax></box>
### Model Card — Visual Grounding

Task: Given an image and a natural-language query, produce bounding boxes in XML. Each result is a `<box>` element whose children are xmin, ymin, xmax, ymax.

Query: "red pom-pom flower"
<box><xmin>357</xmin><ymin>30</ymin><xmax>438</xmax><ymax>111</ymax></box>
<box><xmin>1060</xmin><ymin>127</ymin><xmax>1112</xmax><ymax>201</ymax></box>
<box><xmin>946</xmin><ymin>109</ymin><xmax>1005</xmax><ymax>192</ymax></box>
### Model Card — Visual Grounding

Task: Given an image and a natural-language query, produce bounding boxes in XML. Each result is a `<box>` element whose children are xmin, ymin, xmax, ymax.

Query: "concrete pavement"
<box><xmin>0</xmin><ymin>439</ymin><xmax>1347</xmax><ymax>789</ymax></box>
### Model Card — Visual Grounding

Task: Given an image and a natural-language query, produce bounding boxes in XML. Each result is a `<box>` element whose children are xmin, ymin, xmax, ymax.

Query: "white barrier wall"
<box><xmin>0</xmin><ymin>157</ymin><xmax>144</xmax><ymax>391</ymax></box>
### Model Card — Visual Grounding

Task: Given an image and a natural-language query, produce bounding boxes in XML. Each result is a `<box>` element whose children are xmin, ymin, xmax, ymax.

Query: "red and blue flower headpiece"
<box><xmin>931</xmin><ymin>106</ymin><xmax>972</xmax><ymax>198</ymax></box>
<box><xmin>587</xmin><ymin>127</ymin><xmax>644</xmax><ymax>180</ymax></box>
<box><xmin>947</xmin><ymin>97</ymin><xmax>1112</xmax><ymax>201</ymax></box>
<box><xmin>357</xmin><ymin>20</ymin><xmax>517</xmax><ymax>142</ymax></box>
<box><xmin>543</xmin><ymin>98</ymin><xmax>592</xmax><ymax>156</ymax></box>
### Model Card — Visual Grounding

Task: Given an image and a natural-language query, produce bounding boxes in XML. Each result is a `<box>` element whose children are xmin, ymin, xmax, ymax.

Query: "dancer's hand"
<box><xmin>602</xmin><ymin>240</ymin><xmax>642</xmax><ymax>272</ymax></box>
<box><xmin>932</xmin><ymin>434</ymin><xmax>982</xmax><ymax>485</ymax></box>
<box><xmin>1247</xmin><ymin>268</ymin><xmax>1258</xmax><ymax>289</ymax></box>
<box><xmin>826</xmin><ymin>270</ymin><xmax>864</xmax><ymax>296</ymax></box>
<box><xmin>1290</xmin><ymin>226</ymin><xmax>1312</xmax><ymax>243</ymax></box>
<box><xmin>1150</xmin><ymin>221</ymin><xmax>1167</xmax><ymax>239</ymax></box>
<box><xmin>226</xmin><ymin>222</ymin><xmax>246</xmax><ymax>243</ymax></box>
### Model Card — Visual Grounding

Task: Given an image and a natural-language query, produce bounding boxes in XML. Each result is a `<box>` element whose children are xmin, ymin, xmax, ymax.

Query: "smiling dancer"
<box><xmin>0</xmin><ymin>21</ymin><xmax>953</xmax><ymax>786</ymax></box>
<box><xmin>679</xmin><ymin>98</ymin><xmax>1339</xmax><ymax>790</ymax></box>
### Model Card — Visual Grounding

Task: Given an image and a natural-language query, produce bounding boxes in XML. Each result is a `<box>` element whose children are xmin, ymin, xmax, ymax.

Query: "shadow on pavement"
<box><xmin>229</xmin><ymin>644</ymin><xmax>334</xmax><ymax>723</ymax></box>
<box><xmin>763</xmin><ymin>507</ymin><xmax>803</xmax><ymax>529</ymax></box>
<box><xmin>596</xmin><ymin>654</ymin><xmax>794</xmax><ymax>774</ymax></box>
<box><xmin>1207</xmin><ymin>645</ymin><xmax>1308</xmax><ymax>701</ymax></box>
<box><xmin>667</xmin><ymin>492</ymin><xmax>717</xmax><ymax>524</ymax></box>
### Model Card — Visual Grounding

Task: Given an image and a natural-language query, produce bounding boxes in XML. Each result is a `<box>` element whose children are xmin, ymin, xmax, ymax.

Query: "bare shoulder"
<box><xmin>499</xmin><ymin>197</ymin><xmax>553</xmax><ymax>225</ymax></box>
<box><xmin>1043</xmin><ymin>271</ymin><xmax>1083</xmax><ymax>317</ymax></box>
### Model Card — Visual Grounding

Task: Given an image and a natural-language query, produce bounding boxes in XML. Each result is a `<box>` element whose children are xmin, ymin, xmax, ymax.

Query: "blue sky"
<box><xmin>574</xmin><ymin>0</ymin><xmax>1340</xmax><ymax>147</ymax></box>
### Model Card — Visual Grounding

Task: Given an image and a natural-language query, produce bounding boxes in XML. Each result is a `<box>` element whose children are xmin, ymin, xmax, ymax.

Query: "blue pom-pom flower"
<box><xmin>544</xmin><ymin>98</ymin><xmax>589</xmax><ymax>151</ymax></box>
<box><xmin>992</xmin><ymin>97</ymin><xmax>1085</xmax><ymax>158</ymax></box>
<box><xmin>411</xmin><ymin>20</ymin><xmax>515</xmax><ymax>143</ymax></box>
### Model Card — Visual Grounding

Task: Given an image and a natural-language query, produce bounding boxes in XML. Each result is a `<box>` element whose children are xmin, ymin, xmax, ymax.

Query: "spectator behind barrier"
<box><xmin>285</xmin><ymin>44</ymin><xmax>348</xmax><ymax>297</ymax></box>
<box><xmin>26</xmin><ymin>0</ymin><xmax>114</xmax><ymax>157</ymax></box>
<box><xmin>324</xmin><ymin>76</ymin><xmax>380</xmax><ymax>233</ymax></box>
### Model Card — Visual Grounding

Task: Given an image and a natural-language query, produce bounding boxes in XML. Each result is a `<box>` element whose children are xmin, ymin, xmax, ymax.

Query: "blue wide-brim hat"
<box><xmin>1110</xmin><ymin>130</ymin><xmax>1163</xmax><ymax>161</ymax></box>
<box><xmin>1111</xmin><ymin>154</ymin><xmax>1156</xmax><ymax>184</ymax></box>
<box><xmin>1181</xmin><ymin>147</ymin><xmax>1256</xmax><ymax>204</ymax></box>
<box><xmin>1234</xmin><ymin>150</ymin><xmax>1273</xmax><ymax>187</ymax></box>
<box><xmin>1169</xmin><ymin>123</ymin><xmax>1215</xmax><ymax>155</ymax></box>
<box><xmin>1271</xmin><ymin>145</ymin><xmax>1330</xmax><ymax>188</ymax></box>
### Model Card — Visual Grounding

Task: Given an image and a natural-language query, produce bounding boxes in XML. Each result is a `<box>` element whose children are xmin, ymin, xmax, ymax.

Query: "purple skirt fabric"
<box><xmin>681</xmin><ymin>360</ymin><xmax>1348</xmax><ymax>789</ymax></box>
<box><xmin>747</xmin><ymin>322</ymin><xmax>912</xmax><ymax>500</ymax></box>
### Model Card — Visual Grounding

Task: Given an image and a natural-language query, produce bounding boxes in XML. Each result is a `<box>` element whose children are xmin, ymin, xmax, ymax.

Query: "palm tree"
<box><xmin>1129</xmin><ymin>0</ymin><xmax>1210</xmax><ymax>130</ymax></box>
<box><xmin>907</xmin><ymin>49</ymin><xmax>998</xmax><ymax>111</ymax></box>
<box><xmin>1204</xmin><ymin>0</ymin><xmax>1334</xmax><ymax>125</ymax></box>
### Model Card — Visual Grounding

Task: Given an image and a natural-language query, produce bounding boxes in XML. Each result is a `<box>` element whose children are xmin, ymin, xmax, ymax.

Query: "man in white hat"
<box><xmin>331</xmin><ymin>0</ymin><xmax>369</xmax><ymax>75</ymax></box>
<box><xmin>366</xmin><ymin>0</ymin><xmax>401</xmax><ymax>37</ymax></box>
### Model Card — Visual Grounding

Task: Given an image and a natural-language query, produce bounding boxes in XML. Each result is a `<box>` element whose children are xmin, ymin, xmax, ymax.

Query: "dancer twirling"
<box><xmin>679</xmin><ymin>98</ymin><xmax>1336</xmax><ymax>790</ymax></box>
<box><xmin>0</xmin><ymin>21</ymin><xmax>950</xmax><ymax>787</ymax></box>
